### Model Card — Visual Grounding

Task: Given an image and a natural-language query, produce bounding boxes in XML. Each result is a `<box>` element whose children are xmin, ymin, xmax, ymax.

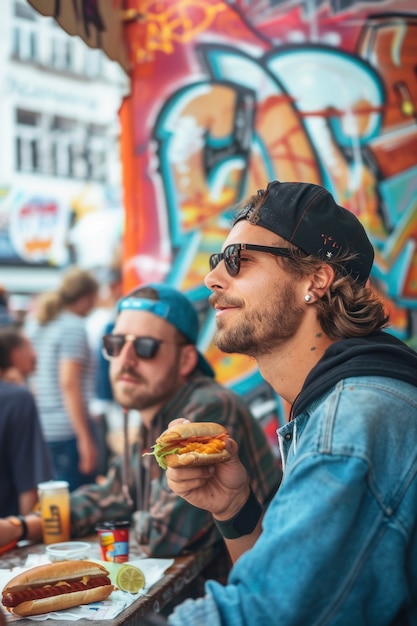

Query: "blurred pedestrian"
<box><xmin>0</xmin><ymin>323</ymin><xmax>52</xmax><ymax>519</ymax></box>
<box><xmin>0</xmin><ymin>325</ymin><xmax>37</xmax><ymax>384</ymax></box>
<box><xmin>29</xmin><ymin>267</ymin><xmax>99</xmax><ymax>491</ymax></box>
<box><xmin>0</xmin><ymin>379</ymin><xmax>53</xmax><ymax>517</ymax></box>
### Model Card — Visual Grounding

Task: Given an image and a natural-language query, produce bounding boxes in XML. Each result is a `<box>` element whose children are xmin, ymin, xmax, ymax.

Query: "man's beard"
<box><xmin>112</xmin><ymin>368</ymin><xmax>180</xmax><ymax>411</ymax></box>
<box><xmin>214</xmin><ymin>281</ymin><xmax>304</xmax><ymax>358</ymax></box>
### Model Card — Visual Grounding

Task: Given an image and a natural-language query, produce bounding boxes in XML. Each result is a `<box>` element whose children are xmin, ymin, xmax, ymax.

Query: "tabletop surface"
<box><xmin>0</xmin><ymin>537</ymin><xmax>218</xmax><ymax>625</ymax></box>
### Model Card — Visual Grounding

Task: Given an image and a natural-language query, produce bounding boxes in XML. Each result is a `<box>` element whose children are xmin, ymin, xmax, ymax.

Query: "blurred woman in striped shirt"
<box><xmin>29</xmin><ymin>267</ymin><xmax>99</xmax><ymax>491</ymax></box>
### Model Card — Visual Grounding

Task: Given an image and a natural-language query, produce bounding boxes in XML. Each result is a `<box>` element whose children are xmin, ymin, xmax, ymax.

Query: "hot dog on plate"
<box><xmin>145</xmin><ymin>421</ymin><xmax>231</xmax><ymax>469</ymax></box>
<box><xmin>1</xmin><ymin>560</ymin><xmax>113</xmax><ymax>616</ymax></box>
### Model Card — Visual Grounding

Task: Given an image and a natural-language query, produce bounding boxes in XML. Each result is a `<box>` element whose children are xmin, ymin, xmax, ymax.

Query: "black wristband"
<box><xmin>214</xmin><ymin>488</ymin><xmax>262</xmax><ymax>540</ymax></box>
<box><xmin>17</xmin><ymin>515</ymin><xmax>28</xmax><ymax>540</ymax></box>
<box><xmin>7</xmin><ymin>515</ymin><xmax>28</xmax><ymax>541</ymax></box>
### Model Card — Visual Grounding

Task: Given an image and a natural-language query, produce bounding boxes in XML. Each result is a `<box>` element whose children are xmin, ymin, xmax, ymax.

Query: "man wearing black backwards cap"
<box><xmin>0</xmin><ymin>284</ymin><xmax>281</xmax><ymax>569</ymax></box>
<box><xmin>165</xmin><ymin>181</ymin><xmax>417</xmax><ymax>625</ymax></box>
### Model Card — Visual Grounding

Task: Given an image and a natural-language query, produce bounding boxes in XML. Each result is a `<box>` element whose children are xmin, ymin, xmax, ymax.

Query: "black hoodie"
<box><xmin>291</xmin><ymin>331</ymin><xmax>417</xmax><ymax>420</ymax></box>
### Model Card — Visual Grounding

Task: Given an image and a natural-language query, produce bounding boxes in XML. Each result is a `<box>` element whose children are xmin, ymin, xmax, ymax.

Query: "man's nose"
<box><xmin>204</xmin><ymin>260</ymin><xmax>227</xmax><ymax>291</ymax></box>
<box><xmin>118</xmin><ymin>338</ymin><xmax>138</xmax><ymax>363</ymax></box>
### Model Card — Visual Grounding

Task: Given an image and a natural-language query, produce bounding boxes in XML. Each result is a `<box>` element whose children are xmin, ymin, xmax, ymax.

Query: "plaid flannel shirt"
<box><xmin>70</xmin><ymin>371</ymin><xmax>281</xmax><ymax>558</ymax></box>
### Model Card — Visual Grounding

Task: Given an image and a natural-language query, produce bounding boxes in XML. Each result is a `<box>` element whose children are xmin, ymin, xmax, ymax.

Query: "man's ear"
<box><xmin>179</xmin><ymin>344</ymin><xmax>198</xmax><ymax>377</ymax></box>
<box><xmin>308</xmin><ymin>263</ymin><xmax>335</xmax><ymax>300</ymax></box>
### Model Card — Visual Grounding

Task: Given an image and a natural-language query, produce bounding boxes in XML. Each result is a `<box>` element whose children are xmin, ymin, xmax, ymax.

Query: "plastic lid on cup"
<box><xmin>96</xmin><ymin>520</ymin><xmax>130</xmax><ymax>531</ymax></box>
<box><xmin>38</xmin><ymin>480</ymin><xmax>70</xmax><ymax>491</ymax></box>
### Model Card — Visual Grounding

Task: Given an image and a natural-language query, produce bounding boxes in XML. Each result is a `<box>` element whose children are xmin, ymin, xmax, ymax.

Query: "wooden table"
<box><xmin>0</xmin><ymin>538</ymin><xmax>221</xmax><ymax>625</ymax></box>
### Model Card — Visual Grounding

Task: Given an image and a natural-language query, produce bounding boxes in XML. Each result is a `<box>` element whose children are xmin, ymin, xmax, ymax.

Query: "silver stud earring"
<box><xmin>304</xmin><ymin>294</ymin><xmax>312</xmax><ymax>303</ymax></box>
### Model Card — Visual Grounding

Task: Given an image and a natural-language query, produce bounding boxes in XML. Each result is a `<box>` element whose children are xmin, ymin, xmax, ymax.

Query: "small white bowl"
<box><xmin>45</xmin><ymin>541</ymin><xmax>91</xmax><ymax>562</ymax></box>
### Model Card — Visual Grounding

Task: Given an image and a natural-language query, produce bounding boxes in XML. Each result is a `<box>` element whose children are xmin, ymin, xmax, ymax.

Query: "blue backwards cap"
<box><xmin>117</xmin><ymin>283</ymin><xmax>214</xmax><ymax>377</ymax></box>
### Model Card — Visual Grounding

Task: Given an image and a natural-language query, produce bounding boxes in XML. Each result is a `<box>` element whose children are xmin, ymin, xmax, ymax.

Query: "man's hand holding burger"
<box><xmin>161</xmin><ymin>420</ymin><xmax>263</xmax><ymax>563</ymax></box>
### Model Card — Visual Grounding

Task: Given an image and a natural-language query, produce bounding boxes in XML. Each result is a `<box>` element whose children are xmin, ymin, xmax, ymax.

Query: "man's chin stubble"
<box><xmin>214</xmin><ymin>329</ymin><xmax>258</xmax><ymax>357</ymax></box>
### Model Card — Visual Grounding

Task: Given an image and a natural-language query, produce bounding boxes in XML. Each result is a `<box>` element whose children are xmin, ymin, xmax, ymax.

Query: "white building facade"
<box><xmin>0</xmin><ymin>0</ymin><xmax>129</xmax><ymax>295</ymax></box>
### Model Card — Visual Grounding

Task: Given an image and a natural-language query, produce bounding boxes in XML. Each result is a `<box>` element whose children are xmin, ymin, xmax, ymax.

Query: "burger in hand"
<box><xmin>146</xmin><ymin>421</ymin><xmax>231</xmax><ymax>469</ymax></box>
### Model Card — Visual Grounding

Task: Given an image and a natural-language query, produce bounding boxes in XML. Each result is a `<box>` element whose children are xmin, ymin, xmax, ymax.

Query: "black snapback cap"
<box><xmin>233</xmin><ymin>181</ymin><xmax>374</xmax><ymax>285</ymax></box>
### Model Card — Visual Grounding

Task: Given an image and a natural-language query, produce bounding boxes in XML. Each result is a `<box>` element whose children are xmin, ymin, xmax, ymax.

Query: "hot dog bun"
<box><xmin>9</xmin><ymin>585</ymin><xmax>112</xmax><ymax>617</ymax></box>
<box><xmin>147</xmin><ymin>422</ymin><xmax>231</xmax><ymax>469</ymax></box>
<box><xmin>2</xmin><ymin>560</ymin><xmax>113</xmax><ymax>617</ymax></box>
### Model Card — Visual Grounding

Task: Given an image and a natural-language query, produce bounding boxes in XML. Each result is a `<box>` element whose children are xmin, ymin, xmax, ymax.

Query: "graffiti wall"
<box><xmin>117</xmin><ymin>0</ymin><xmax>417</xmax><ymax>425</ymax></box>
<box><xmin>30</xmin><ymin>0</ymin><xmax>417</xmax><ymax>430</ymax></box>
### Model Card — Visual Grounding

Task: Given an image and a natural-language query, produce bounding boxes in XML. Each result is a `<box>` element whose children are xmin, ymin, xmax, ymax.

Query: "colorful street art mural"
<box><xmin>30</xmin><ymin>0</ymin><xmax>417</xmax><ymax>433</ymax></box>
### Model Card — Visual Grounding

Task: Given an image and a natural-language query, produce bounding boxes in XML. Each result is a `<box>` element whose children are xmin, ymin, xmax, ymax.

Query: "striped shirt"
<box><xmin>70</xmin><ymin>371</ymin><xmax>282</xmax><ymax>558</ymax></box>
<box><xmin>29</xmin><ymin>311</ymin><xmax>95</xmax><ymax>441</ymax></box>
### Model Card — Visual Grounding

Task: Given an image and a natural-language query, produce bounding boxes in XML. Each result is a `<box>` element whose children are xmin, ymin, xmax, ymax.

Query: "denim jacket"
<box><xmin>169</xmin><ymin>371</ymin><xmax>417</xmax><ymax>625</ymax></box>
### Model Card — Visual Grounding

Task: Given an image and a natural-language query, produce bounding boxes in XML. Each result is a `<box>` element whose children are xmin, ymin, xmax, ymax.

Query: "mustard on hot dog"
<box><xmin>2</xmin><ymin>560</ymin><xmax>113</xmax><ymax>616</ymax></box>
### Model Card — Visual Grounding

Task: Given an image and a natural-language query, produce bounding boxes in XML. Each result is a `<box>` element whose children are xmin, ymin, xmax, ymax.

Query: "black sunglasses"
<box><xmin>102</xmin><ymin>334</ymin><xmax>181</xmax><ymax>360</ymax></box>
<box><xmin>209</xmin><ymin>243</ymin><xmax>293</xmax><ymax>277</ymax></box>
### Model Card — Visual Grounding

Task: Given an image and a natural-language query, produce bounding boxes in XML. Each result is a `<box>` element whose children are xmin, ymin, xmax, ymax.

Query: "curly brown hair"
<box><xmin>278</xmin><ymin>247</ymin><xmax>389</xmax><ymax>339</ymax></box>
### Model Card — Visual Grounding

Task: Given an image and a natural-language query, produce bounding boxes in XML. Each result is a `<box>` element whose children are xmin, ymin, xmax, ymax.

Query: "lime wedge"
<box><xmin>115</xmin><ymin>563</ymin><xmax>146</xmax><ymax>593</ymax></box>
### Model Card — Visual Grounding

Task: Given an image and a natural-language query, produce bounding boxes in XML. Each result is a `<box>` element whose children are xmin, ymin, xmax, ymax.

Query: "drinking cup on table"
<box><xmin>37</xmin><ymin>480</ymin><xmax>71</xmax><ymax>544</ymax></box>
<box><xmin>96</xmin><ymin>521</ymin><xmax>130</xmax><ymax>563</ymax></box>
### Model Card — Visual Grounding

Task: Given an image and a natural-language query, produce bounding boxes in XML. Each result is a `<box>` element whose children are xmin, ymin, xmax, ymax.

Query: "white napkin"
<box><xmin>0</xmin><ymin>555</ymin><xmax>174</xmax><ymax>621</ymax></box>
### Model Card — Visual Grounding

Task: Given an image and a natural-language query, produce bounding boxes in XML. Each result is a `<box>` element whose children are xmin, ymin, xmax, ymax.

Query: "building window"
<box><xmin>12</xmin><ymin>1</ymin><xmax>38</xmax><ymax>61</ymax></box>
<box><xmin>85</xmin><ymin>124</ymin><xmax>107</xmax><ymax>181</ymax></box>
<box><xmin>15</xmin><ymin>109</ymin><xmax>109</xmax><ymax>180</ymax></box>
<box><xmin>15</xmin><ymin>109</ymin><xmax>42</xmax><ymax>172</ymax></box>
<box><xmin>51</xmin><ymin>116</ymin><xmax>76</xmax><ymax>177</ymax></box>
<box><xmin>50</xmin><ymin>36</ymin><xmax>74</xmax><ymax>71</ymax></box>
<box><xmin>14</xmin><ymin>0</ymin><xmax>36</xmax><ymax>19</ymax></box>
